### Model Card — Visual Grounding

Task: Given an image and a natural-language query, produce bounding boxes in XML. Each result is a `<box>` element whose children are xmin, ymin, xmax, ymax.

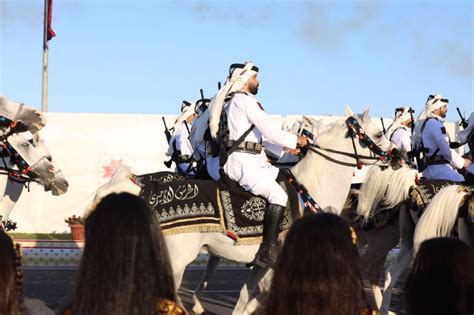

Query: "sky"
<box><xmin>1</xmin><ymin>0</ymin><xmax>473</xmax><ymax>121</ymax></box>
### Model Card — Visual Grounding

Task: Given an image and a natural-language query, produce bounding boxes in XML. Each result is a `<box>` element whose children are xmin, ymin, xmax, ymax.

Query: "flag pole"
<box><xmin>41</xmin><ymin>0</ymin><xmax>49</xmax><ymax>112</ymax></box>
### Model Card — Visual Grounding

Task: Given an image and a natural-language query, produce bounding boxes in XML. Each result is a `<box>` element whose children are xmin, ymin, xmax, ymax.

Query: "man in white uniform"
<box><xmin>412</xmin><ymin>94</ymin><xmax>471</xmax><ymax>182</ymax></box>
<box><xmin>389</xmin><ymin>107</ymin><xmax>414</xmax><ymax>153</ymax></box>
<box><xmin>166</xmin><ymin>101</ymin><xmax>198</xmax><ymax>176</ymax></box>
<box><xmin>211</xmin><ymin>62</ymin><xmax>308</xmax><ymax>266</ymax></box>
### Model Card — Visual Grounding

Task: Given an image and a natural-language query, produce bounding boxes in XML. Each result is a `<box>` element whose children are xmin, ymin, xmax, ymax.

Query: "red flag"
<box><xmin>47</xmin><ymin>0</ymin><xmax>56</xmax><ymax>41</ymax></box>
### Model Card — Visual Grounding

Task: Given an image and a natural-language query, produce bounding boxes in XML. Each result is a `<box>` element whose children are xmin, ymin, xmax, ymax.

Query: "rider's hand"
<box><xmin>286</xmin><ymin>148</ymin><xmax>301</xmax><ymax>155</ymax></box>
<box><xmin>463</xmin><ymin>159</ymin><xmax>472</xmax><ymax>169</ymax></box>
<box><xmin>297</xmin><ymin>135</ymin><xmax>308</xmax><ymax>147</ymax></box>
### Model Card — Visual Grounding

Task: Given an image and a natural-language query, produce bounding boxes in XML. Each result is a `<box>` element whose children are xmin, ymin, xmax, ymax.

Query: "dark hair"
<box><xmin>71</xmin><ymin>193</ymin><xmax>177</xmax><ymax>315</ymax></box>
<box><xmin>405</xmin><ymin>237</ymin><xmax>474</xmax><ymax>315</ymax></box>
<box><xmin>258</xmin><ymin>213</ymin><xmax>369</xmax><ymax>315</ymax></box>
<box><xmin>0</xmin><ymin>230</ymin><xmax>22</xmax><ymax>315</ymax></box>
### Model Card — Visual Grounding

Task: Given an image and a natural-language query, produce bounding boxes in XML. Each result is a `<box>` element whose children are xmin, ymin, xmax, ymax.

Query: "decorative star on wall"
<box><xmin>102</xmin><ymin>158</ymin><xmax>125</xmax><ymax>178</ymax></box>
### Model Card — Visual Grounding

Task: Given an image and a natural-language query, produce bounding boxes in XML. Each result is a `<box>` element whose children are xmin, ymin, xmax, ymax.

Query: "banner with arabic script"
<box><xmin>133</xmin><ymin>171</ymin><xmax>300</xmax><ymax>245</ymax></box>
<box><xmin>136</xmin><ymin>172</ymin><xmax>223</xmax><ymax>234</ymax></box>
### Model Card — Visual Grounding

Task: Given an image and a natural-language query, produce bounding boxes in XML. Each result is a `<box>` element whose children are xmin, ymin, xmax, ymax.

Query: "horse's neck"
<box><xmin>292</xmin><ymin>126</ymin><xmax>354</xmax><ymax>215</ymax></box>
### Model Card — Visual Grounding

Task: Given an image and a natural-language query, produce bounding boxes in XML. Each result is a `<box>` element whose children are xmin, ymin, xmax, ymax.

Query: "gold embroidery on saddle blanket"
<box><xmin>219</xmin><ymin>189</ymin><xmax>292</xmax><ymax>245</ymax></box>
<box><xmin>136</xmin><ymin>171</ymin><xmax>293</xmax><ymax>245</ymax></box>
<box><xmin>410</xmin><ymin>180</ymin><xmax>458</xmax><ymax>213</ymax></box>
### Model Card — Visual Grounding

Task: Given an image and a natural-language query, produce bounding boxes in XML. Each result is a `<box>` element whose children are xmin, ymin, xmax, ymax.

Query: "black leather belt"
<box><xmin>177</xmin><ymin>155</ymin><xmax>191</xmax><ymax>163</ymax></box>
<box><xmin>225</xmin><ymin>140</ymin><xmax>262</xmax><ymax>154</ymax></box>
<box><xmin>426</xmin><ymin>154</ymin><xmax>449</xmax><ymax>165</ymax></box>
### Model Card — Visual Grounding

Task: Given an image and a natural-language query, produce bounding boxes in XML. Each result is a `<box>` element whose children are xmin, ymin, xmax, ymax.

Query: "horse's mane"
<box><xmin>357</xmin><ymin>164</ymin><xmax>414</xmax><ymax>220</ymax></box>
<box><xmin>314</xmin><ymin>117</ymin><xmax>347</xmax><ymax>148</ymax></box>
<box><xmin>413</xmin><ymin>185</ymin><xmax>469</xmax><ymax>253</ymax></box>
<box><xmin>86</xmin><ymin>166</ymin><xmax>136</xmax><ymax>215</ymax></box>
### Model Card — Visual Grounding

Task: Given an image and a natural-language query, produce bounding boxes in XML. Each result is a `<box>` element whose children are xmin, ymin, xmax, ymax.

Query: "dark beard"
<box><xmin>248</xmin><ymin>85</ymin><xmax>259</xmax><ymax>95</ymax></box>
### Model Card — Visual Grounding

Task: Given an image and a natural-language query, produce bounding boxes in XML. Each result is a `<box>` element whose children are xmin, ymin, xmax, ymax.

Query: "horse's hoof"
<box><xmin>192</xmin><ymin>304</ymin><xmax>205</xmax><ymax>314</ymax></box>
<box><xmin>192</xmin><ymin>296</ymin><xmax>205</xmax><ymax>314</ymax></box>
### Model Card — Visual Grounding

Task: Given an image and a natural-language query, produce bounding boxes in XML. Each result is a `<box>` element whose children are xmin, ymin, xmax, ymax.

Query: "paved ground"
<box><xmin>23</xmin><ymin>266</ymin><xmax>405</xmax><ymax>314</ymax></box>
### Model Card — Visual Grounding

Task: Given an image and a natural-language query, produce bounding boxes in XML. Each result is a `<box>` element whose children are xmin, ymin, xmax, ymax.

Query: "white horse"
<box><xmin>354</xmin><ymin>163</ymin><xmax>416</xmax><ymax>310</ymax></box>
<box><xmin>0</xmin><ymin>96</ymin><xmax>47</xmax><ymax>135</ymax></box>
<box><xmin>88</xmin><ymin>107</ymin><xmax>393</xmax><ymax>314</ymax></box>
<box><xmin>0</xmin><ymin>133</ymin><xmax>69</xmax><ymax>226</ymax></box>
<box><xmin>378</xmin><ymin>184</ymin><xmax>473</xmax><ymax>315</ymax></box>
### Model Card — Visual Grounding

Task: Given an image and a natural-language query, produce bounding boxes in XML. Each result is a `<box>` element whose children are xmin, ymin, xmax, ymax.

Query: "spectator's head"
<box><xmin>259</xmin><ymin>213</ymin><xmax>369</xmax><ymax>315</ymax></box>
<box><xmin>72</xmin><ymin>193</ymin><xmax>177</xmax><ymax>315</ymax></box>
<box><xmin>405</xmin><ymin>237</ymin><xmax>474</xmax><ymax>315</ymax></box>
<box><xmin>0</xmin><ymin>230</ymin><xmax>23</xmax><ymax>315</ymax></box>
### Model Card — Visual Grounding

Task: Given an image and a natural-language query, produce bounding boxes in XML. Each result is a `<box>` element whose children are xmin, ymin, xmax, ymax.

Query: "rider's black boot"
<box><xmin>250</xmin><ymin>203</ymin><xmax>285</xmax><ymax>268</ymax></box>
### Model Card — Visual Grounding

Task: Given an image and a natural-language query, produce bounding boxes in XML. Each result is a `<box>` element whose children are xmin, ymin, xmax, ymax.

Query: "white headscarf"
<box><xmin>394</xmin><ymin>107</ymin><xmax>413</xmax><ymax>125</ymax></box>
<box><xmin>412</xmin><ymin>94</ymin><xmax>448</xmax><ymax>150</ymax></box>
<box><xmin>190</xmin><ymin>62</ymin><xmax>259</xmax><ymax>149</ymax></box>
<box><xmin>387</xmin><ymin>106</ymin><xmax>414</xmax><ymax>139</ymax></box>
<box><xmin>166</xmin><ymin>101</ymin><xmax>196</xmax><ymax>156</ymax></box>
<box><xmin>458</xmin><ymin>112</ymin><xmax>474</xmax><ymax>143</ymax></box>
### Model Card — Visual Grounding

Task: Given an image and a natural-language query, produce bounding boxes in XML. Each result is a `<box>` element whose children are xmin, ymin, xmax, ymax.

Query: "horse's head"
<box><xmin>344</xmin><ymin>106</ymin><xmax>393</xmax><ymax>167</ymax></box>
<box><xmin>6</xmin><ymin>133</ymin><xmax>68</xmax><ymax>195</ymax></box>
<box><xmin>87</xmin><ymin>165</ymin><xmax>141</xmax><ymax>215</ymax></box>
<box><xmin>31</xmin><ymin>133</ymin><xmax>69</xmax><ymax>195</ymax></box>
<box><xmin>0</xmin><ymin>97</ymin><xmax>47</xmax><ymax>133</ymax></box>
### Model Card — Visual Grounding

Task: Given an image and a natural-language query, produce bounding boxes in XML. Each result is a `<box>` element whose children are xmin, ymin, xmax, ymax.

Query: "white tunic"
<box><xmin>223</xmin><ymin>92</ymin><xmax>297</xmax><ymax>206</ymax></box>
<box><xmin>421</xmin><ymin>117</ymin><xmax>465</xmax><ymax>182</ymax></box>
<box><xmin>174</xmin><ymin>121</ymin><xmax>194</xmax><ymax>175</ymax></box>
<box><xmin>390</xmin><ymin>126</ymin><xmax>412</xmax><ymax>153</ymax></box>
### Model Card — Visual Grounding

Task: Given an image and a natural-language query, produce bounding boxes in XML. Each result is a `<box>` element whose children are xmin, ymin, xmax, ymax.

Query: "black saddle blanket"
<box><xmin>409</xmin><ymin>179</ymin><xmax>459</xmax><ymax>214</ymax></box>
<box><xmin>134</xmin><ymin>171</ymin><xmax>298</xmax><ymax>244</ymax></box>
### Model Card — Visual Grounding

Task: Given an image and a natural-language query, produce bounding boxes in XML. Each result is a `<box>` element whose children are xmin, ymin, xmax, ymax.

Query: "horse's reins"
<box><xmin>306</xmin><ymin>117</ymin><xmax>392</xmax><ymax>169</ymax></box>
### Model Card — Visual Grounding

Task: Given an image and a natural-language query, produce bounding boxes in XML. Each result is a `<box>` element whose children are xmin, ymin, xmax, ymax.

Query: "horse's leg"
<box><xmin>241</xmin><ymin>268</ymin><xmax>274</xmax><ymax>315</ymax></box>
<box><xmin>360</xmin><ymin>217</ymin><xmax>400</xmax><ymax>310</ymax></box>
<box><xmin>1</xmin><ymin>178</ymin><xmax>24</xmax><ymax>220</ymax></box>
<box><xmin>0</xmin><ymin>175</ymin><xmax>10</xmax><ymax>228</ymax></box>
<box><xmin>192</xmin><ymin>255</ymin><xmax>221</xmax><ymax>314</ymax></box>
<box><xmin>164</xmin><ymin>233</ymin><xmax>204</xmax><ymax>309</ymax></box>
<box><xmin>233</xmin><ymin>264</ymin><xmax>270</xmax><ymax>315</ymax></box>
<box><xmin>381</xmin><ymin>204</ymin><xmax>414</xmax><ymax>315</ymax></box>
<box><xmin>458</xmin><ymin>217</ymin><xmax>473</xmax><ymax>247</ymax></box>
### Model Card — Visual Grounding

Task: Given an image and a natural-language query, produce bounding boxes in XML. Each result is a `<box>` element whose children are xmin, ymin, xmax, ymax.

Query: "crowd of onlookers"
<box><xmin>1</xmin><ymin>193</ymin><xmax>473</xmax><ymax>315</ymax></box>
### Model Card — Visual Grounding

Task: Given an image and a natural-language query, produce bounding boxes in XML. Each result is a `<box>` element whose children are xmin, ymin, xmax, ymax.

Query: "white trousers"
<box><xmin>223</xmin><ymin>152</ymin><xmax>288</xmax><ymax>207</ymax></box>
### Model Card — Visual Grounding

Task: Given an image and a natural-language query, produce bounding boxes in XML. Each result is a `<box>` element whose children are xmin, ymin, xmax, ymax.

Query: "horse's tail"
<box><xmin>86</xmin><ymin>165</ymin><xmax>139</xmax><ymax>215</ymax></box>
<box><xmin>357</xmin><ymin>165</ymin><xmax>414</xmax><ymax>220</ymax></box>
<box><xmin>413</xmin><ymin>185</ymin><xmax>468</xmax><ymax>254</ymax></box>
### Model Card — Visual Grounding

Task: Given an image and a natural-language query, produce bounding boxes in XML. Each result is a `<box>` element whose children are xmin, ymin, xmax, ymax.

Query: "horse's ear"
<box><xmin>344</xmin><ymin>106</ymin><xmax>354</xmax><ymax>117</ymax></box>
<box><xmin>362</xmin><ymin>108</ymin><xmax>370</xmax><ymax>123</ymax></box>
<box><xmin>302</xmin><ymin>115</ymin><xmax>313</xmax><ymax>126</ymax></box>
<box><xmin>32</xmin><ymin>132</ymin><xmax>41</xmax><ymax>145</ymax></box>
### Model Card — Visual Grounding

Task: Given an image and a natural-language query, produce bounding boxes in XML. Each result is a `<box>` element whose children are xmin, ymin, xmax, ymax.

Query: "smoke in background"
<box><xmin>190</xmin><ymin>0</ymin><xmax>472</xmax><ymax>79</ymax></box>
<box><xmin>2</xmin><ymin>0</ymin><xmax>471</xmax><ymax>80</ymax></box>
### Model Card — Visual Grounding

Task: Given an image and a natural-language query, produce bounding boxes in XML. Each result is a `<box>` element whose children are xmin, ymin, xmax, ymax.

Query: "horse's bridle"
<box><xmin>306</xmin><ymin>117</ymin><xmax>392</xmax><ymax>169</ymax></box>
<box><xmin>0</xmin><ymin>141</ymin><xmax>38</xmax><ymax>184</ymax></box>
